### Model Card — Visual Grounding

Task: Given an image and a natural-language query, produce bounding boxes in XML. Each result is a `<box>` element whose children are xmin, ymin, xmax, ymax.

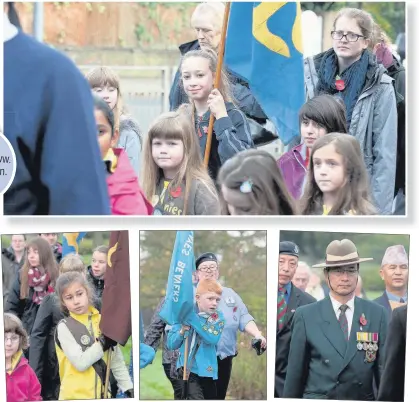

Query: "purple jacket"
<box><xmin>277</xmin><ymin>143</ymin><xmax>308</xmax><ymax>200</ymax></box>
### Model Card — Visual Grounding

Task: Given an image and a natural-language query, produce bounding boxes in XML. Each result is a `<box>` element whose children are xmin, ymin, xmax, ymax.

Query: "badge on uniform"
<box><xmin>356</xmin><ymin>332</ymin><xmax>378</xmax><ymax>362</ymax></box>
<box><xmin>81</xmin><ymin>335</ymin><xmax>90</xmax><ymax>346</ymax></box>
<box><xmin>225</xmin><ymin>296</ymin><xmax>236</xmax><ymax>307</ymax></box>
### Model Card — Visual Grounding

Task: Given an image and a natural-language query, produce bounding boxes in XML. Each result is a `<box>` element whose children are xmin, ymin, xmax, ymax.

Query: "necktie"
<box><xmin>277</xmin><ymin>288</ymin><xmax>287</xmax><ymax>331</ymax></box>
<box><xmin>338</xmin><ymin>304</ymin><xmax>349</xmax><ymax>341</ymax></box>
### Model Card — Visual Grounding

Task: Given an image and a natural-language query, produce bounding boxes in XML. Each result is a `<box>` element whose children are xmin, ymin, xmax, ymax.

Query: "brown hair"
<box><xmin>93</xmin><ymin>245</ymin><xmax>109</xmax><ymax>255</ymax></box>
<box><xmin>218</xmin><ymin>149</ymin><xmax>297</xmax><ymax>215</ymax></box>
<box><xmin>141</xmin><ymin>108</ymin><xmax>217</xmax><ymax>214</ymax></box>
<box><xmin>300</xmin><ymin>133</ymin><xmax>376</xmax><ymax>215</ymax></box>
<box><xmin>369</xmin><ymin>22</ymin><xmax>391</xmax><ymax>49</ymax></box>
<box><xmin>20</xmin><ymin>238</ymin><xmax>59</xmax><ymax>299</ymax></box>
<box><xmin>59</xmin><ymin>254</ymin><xmax>85</xmax><ymax>274</ymax></box>
<box><xmin>55</xmin><ymin>272</ymin><xmax>95</xmax><ymax>314</ymax></box>
<box><xmin>333</xmin><ymin>8</ymin><xmax>374</xmax><ymax>40</ymax></box>
<box><xmin>196</xmin><ymin>279</ymin><xmax>223</xmax><ymax>295</ymax></box>
<box><xmin>85</xmin><ymin>66</ymin><xmax>126</xmax><ymax>131</ymax></box>
<box><xmin>4</xmin><ymin>313</ymin><xmax>29</xmax><ymax>351</ymax></box>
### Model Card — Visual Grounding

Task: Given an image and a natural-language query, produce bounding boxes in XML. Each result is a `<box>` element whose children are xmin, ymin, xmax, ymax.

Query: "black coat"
<box><xmin>5</xmin><ymin>269</ymin><xmax>39</xmax><ymax>336</ymax></box>
<box><xmin>29</xmin><ymin>293</ymin><xmax>63</xmax><ymax>400</ymax></box>
<box><xmin>373</xmin><ymin>292</ymin><xmax>392</xmax><ymax>320</ymax></box>
<box><xmin>87</xmin><ymin>266</ymin><xmax>105</xmax><ymax>299</ymax></box>
<box><xmin>377</xmin><ymin>304</ymin><xmax>407</xmax><ymax>402</ymax></box>
<box><xmin>274</xmin><ymin>283</ymin><xmax>316</xmax><ymax>397</ymax></box>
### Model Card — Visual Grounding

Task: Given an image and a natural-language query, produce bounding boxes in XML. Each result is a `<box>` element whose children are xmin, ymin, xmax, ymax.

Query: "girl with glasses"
<box><xmin>304</xmin><ymin>8</ymin><xmax>398</xmax><ymax>215</ymax></box>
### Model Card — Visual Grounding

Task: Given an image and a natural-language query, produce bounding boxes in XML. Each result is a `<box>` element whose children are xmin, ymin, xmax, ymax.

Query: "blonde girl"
<box><xmin>142</xmin><ymin>108</ymin><xmax>220</xmax><ymax>215</ymax></box>
<box><xmin>301</xmin><ymin>133</ymin><xmax>376</xmax><ymax>215</ymax></box>
<box><xmin>54</xmin><ymin>271</ymin><xmax>133</xmax><ymax>400</ymax></box>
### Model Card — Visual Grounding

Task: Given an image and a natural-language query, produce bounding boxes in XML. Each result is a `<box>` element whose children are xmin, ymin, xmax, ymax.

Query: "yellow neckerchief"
<box><xmin>323</xmin><ymin>205</ymin><xmax>356</xmax><ymax>215</ymax></box>
<box><xmin>103</xmin><ymin>148</ymin><xmax>118</xmax><ymax>174</ymax></box>
<box><xmin>159</xmin><ymin>180</ymin><xmax>170</xmax><ymax>205</ymax></box>
<box><xmin>7</xmin><ymin>349</ymin><xmax>23</xmax><ymax>374</ymax></box>
<box><xmin>69</xmin><ymin>305</ymin><xmax>101</xmax><ymax>337</ymax></box>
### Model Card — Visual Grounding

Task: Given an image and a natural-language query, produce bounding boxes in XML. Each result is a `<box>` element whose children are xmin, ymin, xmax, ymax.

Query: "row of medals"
<box><xmin>357</xmin><ymin>340</ymin><xmax>378</xmax><ymax>362</ymax></box>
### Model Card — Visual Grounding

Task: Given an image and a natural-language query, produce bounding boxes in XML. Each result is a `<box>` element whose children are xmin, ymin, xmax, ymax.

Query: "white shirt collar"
<box><xmin>329</xmin><ymin>294</ymin><xmax>355</xmax><ymax>314</ymax></box>
<box><xmin>4</xmin><ymin>13</ymin><xmax>18</xmax><ymax>42</ymax></box>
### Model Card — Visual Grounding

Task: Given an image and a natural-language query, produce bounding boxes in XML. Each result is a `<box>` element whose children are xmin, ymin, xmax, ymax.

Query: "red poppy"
<box><xmin>233</xmin><ymin>306</ymin><xmax>238</xmax><ymax>313</ymax></box>
<box><xmin>359</xmin><ymin>313</ymin><xmax>367</xmax><ymax>326</ymax></box>
<box><xmin>211</xmin><ymin>312</ymin><xmax>219</xmax><ymax>321</ymax></box>
<box><xmin>170</xmin><ymin>187</ymin><xmax>182</xmax><ymax>198</ymax></box>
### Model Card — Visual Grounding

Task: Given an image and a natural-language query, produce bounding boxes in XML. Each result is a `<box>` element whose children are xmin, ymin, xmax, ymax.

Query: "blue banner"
<box><xmin>62</xmin><ymin>232</ymin><xmax>87</xmax><ymax>257</ymax></box>
<box><xmin>225</xmin><ymin>2</ymin><xmax>305</xmax><ymax>145</ymax></box>
<box><xmin>159</xmin><ymin>231</ymin><xmax>195</xmax><ymax>325</ymax></box>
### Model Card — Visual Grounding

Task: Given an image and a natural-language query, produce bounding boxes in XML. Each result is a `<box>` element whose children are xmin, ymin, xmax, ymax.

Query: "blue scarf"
<box><xmin>316</xmin><ymin>49</ymin><xmax>371</xmax><ymax>128</ymax></box>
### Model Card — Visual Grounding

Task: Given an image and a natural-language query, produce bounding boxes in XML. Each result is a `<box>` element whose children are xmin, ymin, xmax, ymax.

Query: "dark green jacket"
<box><xmin>283</xmin><ymin>296</ymin><xmax>388</xmax><ymax>400</ymax></box>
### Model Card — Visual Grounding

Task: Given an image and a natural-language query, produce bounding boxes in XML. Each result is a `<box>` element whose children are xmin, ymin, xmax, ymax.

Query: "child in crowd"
<box><xmin>54</xmin><ymin>271</ymin><xmax>133</xmax><ymax>400</ymax></box>
<box><xmin>142</xmin><ymin>109</ymin><xmax>220</xmax><ymax>215</ymax></box>
<box><xmin>87</xmin><ymin>245</ymin><xmax>108</xmax><ymax>299</ymax></box>
<box><xmin>218</xmin><ymin>149</ymin><xmax>297</xmax><ymax>215</ymax></box>
<box><xmin>29</xmin><ymin>254</ymin><xmax>86</xmax><ymax>401</ymax></box>
<box><xmin>278</xmin><ymin>95</ymin><xmax>347</xmax><ymax>199</ymax></box>
<box><xmin>301</xmin><ymin>133</ymin><xmax>376</xmax><ymax>215</ymax></box>
<box><xmin>167</xmin><ymin>279</ymin><xmax>225</xmax><ymax>400</ymax></box>
<box><xmin>86</xmin><ymin>66</ymin><xmax>142</xmax><ymax>176</ymax></box>
<box><xmin>5</xmin><ymin>237</ymin><xmax>59</xmax><ymax>337</ymax></box>
<box><xmin>5</xmin><ymin>313</ymin><xmax>42</xmax><ymax>402</ymax></box>
<box><xmin>180</xmin><ymin>48</ymin><xmax>254</xmax><ymax>179</ymax></box>
<box><xmin>93</xmin><ymin>96</ymin><xmax>152</xmax><ymax>215</ymax></box>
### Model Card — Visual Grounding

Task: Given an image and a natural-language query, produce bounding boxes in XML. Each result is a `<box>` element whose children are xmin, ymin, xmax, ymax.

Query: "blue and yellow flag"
<box><xmin>225</xmin><ymin>2</ymin><xmax>305</xmax><ymax>145</ymax></box>
<box><xmin>62</xmin><ymin>232</ymin><xmax>87</xmax><ymax>256</ymax></box>
<box><xmin>159</xmin><ymin>231</ymin><xmax>195</xmax><ymax>325</ymax></box>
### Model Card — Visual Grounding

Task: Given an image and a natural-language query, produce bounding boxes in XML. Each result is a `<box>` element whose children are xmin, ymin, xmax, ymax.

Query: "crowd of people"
<box><xmin>3</xmin><ymin>234</ymin><xmax>133</xmax><ymax>401</ymax></box>
<box><xmin>4</xmin><ymin>2</ymin><xmax>405</xmax><ymax>215</ymax></box>
<box><xmin>275</xmin><ymin>239</ymin><xmax>408</xmax><ymax>400</ymax></box>
<box><xmin>142</xmin><ymin>252</ymin><xmax>266</xmax><ymax>400</ymax></box>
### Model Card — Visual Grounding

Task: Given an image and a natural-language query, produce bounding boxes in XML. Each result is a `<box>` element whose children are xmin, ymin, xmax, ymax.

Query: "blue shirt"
<box><xmin>216</xmin><ymin>287</ymin><xmax>254</xmax><ymax>359</ymax></box>
<box><xmin>4</xmin><ymin>31</ymin><xmax>110</xmax><ymax>215</ymax></box>
<box><xmin>386</xmin><ymin>290</ymin><xmax>408</xmax><ymax>303</ymax></box>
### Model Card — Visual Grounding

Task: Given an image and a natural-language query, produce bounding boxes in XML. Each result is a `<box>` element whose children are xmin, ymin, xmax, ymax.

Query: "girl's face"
<box><xmin>301</xmin><ymin>118</ymin><xmax>327</xmax><ymax>149</ymax></box>
<box><xmin>91</xmin><ymin>251</ymin><xmax>107</xmax><ymax>279</ymax></box>
<box><xmin>313</xmin><ymin>143</ymin><xmax>346</xmax><ymax>195</ymax></box>
<box><xmin>27</xmin><ymin>247</ymin><xmax>40</xmax><ymax>268</ymax></box>
<box><xmin>333</xmin><ymin>16</ymin><xmax>369</xmax><ymax>61</ymax></box>
<box><xmin>95</xmin><ymin>109</ymin><xmax>118</xmax><ymax>159</ymax></box>
<box><xmin>196</xmin><ymin>291</ymin><xmax>221</xmax><ymax>314</ymax></box>
<box><xmin>62</xmin><ymin>282</ymin><xmax>89</xmax><ymax>315</ymax></box>
<box><xmin>4</xmin><ymin>332</ymin><xmax>20</xmax><ymax>360</ymax></box>
<box><xmin>221</xmin><ymin>184</ymin><xmax>252</xmax><ymax>215</ymax></box>
<box><xmin>151</xmin><ymin>138</ymin><xmax>184</xmax><ymax>178</ymax></box>
<box><xmin>92</xmin><ymin>85</ymin><xmax>118</xmax><ymax>111</ymax></box>
<box><xmin>181</xmin><ymin>57</ymin><xmax>213</xmax><ymax>101</ymax></box>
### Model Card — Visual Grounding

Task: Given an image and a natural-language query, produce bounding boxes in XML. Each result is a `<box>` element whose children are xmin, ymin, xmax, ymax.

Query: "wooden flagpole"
<box><xmin>103</xmin><ymin>349</ymin><xmax>112</xmax><ymax>398</ymax></box>
<box><xmin>203</xmin><ymin>2</ymin><xmax>231</xmax><ymax>167</ymax></box>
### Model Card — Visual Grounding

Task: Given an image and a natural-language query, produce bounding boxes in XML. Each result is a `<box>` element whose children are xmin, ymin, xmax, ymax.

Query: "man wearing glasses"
<box><xmin>195</xmin><ymin>252</ymin><xmax>266</xmax><ymax>400</ymax></box>
<box><xmin>283</xmin><ymin>239</ymin><xmax>388</xmax><ymax>400</ymax></box>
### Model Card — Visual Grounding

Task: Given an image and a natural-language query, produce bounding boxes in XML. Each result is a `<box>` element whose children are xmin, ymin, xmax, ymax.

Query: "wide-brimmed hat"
<box><xmin>312</xmin><ymin>239</ymin><xmax>373</xmax><ymax>269</ymax></box>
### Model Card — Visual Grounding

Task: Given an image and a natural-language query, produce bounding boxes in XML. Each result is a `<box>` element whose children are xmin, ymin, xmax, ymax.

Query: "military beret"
<box><xmin>279</xmin><ymin>241</ymin><xmax>299</xmax><ymax>258</ymax></box>
<box><xmin>195</xmin><ymin>252</ymin><xmax>218</xmax><ymax>268</ymax></box>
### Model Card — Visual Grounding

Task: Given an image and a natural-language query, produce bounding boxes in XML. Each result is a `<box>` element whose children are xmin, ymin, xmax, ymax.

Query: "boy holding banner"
<box><xmin>167</xmin><ymin>279</ymin><xmax>225</xmax><ymax>399</ymax></box>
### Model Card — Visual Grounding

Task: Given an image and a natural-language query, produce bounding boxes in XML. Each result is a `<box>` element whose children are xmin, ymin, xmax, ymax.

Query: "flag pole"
<box><xmin>182</xmin><ymin>335</ymin><xmax>189</xmax><ymax>399</ymax></box>
<box><xmin>203</xmin><ymin>2</ymin><xmax>231</xmax><ymax>167</ymax></box>
<box><xmin>104</xmin><ymin>349</ymin><xmax>113</xmax><ymax>399</ymax></box>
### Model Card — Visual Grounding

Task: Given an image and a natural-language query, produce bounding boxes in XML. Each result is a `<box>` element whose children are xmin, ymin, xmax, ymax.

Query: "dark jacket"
<box><xmin>52</xmin><ymin>242</ymin><xmax>62</xmax><ymax>264</ymax></box>
<box><xmin>275</xmin><ymin>283</ymin><xmax>316</xmax><ymax>397</ymax></box>
<box><xmin>377</xmin><ymin>304</ymin><xmax>407</xmax><ymax>402</ymax></box>
<box><xmin>5</xmin><ymin>269</ymin><xmax>39</xmax><ymax>336</ymax></box>
<box><xmin>169</xmin><ymin>39</ymin><xmax>267</xmax><ymax>123</ymax></box>
<box><xmin>196</xmin><ymin>101</ymin><xmax>254</xmax><ymax>179</ymax></box>
<box><xmin>373</xmin><ymin>292</ymin><xmax>392</xmax><ymax>320</ymax></box>
<box><xmin>283</xmin><ymin>296</ymin><xmax>388</xmax><ymax>400</ymax></box>
<box><xmin>2</xmin><ymin>250</ymin><xmax>16</xmax><ymax>306</ymax></box>
<box><xmin>29</xmin><ymin>293</ymin><xmax>63</xmax><ymax>401</ymax></box>
<box><xmin>87</xmin><ymin>266</ymin><xmax>105</xmax><ymax>299</ymax></box>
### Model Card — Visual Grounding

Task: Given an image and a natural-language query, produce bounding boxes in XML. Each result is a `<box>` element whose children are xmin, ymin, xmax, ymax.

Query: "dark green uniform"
<box><xmin>283</xmin><ymin>296</ymin><xmax>388</xmax><ymax>400</ymax></box>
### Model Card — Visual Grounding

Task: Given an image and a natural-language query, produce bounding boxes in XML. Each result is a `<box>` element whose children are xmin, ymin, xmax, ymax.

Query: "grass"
<box><xmin>366</xmin><ymin>290</ymin><xmax>382</xmax><ymax>300</ymax></box>
<box><xmin>140</xmin><ymin>349</ymin><xmax>173</xmax><ymax>400</ymax></box>
<box><xmin>120</xmin><ymin>337</ymin><xmax>132</xmax><ymax>366</ymax></box>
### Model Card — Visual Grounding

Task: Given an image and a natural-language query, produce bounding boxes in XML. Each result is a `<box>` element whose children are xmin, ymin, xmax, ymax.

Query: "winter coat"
<box><xmin>169</xmin><ymin>39</ymin><xmax>267</xmax><ymax>123</ymax></box>
<box><xmin>6</xmin><ymin>351</ymin><xmax>42</xmax><ymax>402</ymax></box>
<box><xmin>119</xmin><ymin>117</ymin><xmax>142</xmax><ymax>177</ymax></box>
<box><xmin>29</xmin><ymin>293</ymin><xmax>63</xmax><ymax>401</ymax></box>
<box><xmin>2</xmin><ymin>250</ymin><xmax>17</xmax><ymax>306</ymax></box>
<box><xmin>305</xmin><ymin>51</ymin><xmax>397</xmax><ymax>215</ymax></box>
<box><xmin>87</xmin><ymin>266</ymin><xmax>105</xmax><ymax>299</ymax></box>
<box><xmin>106</xmin><ymin>148</ymin><xmax>153</xmax><ymax>215</ymax></box>
<box><xmin>55</xmin><ymin>306</ymin><xmax>132</xmax><ymax>400</ymax></box>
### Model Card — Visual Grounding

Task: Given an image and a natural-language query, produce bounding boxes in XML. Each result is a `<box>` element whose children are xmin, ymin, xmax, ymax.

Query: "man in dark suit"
<box><xmin>377</xmin><ymin>304</ymin><xmax>407</xmax><ymax>401</ymax></box>
<box><xmin>374</xmin><ymin>245</ymin><xmax>408</xmax><ymax>319</ymax></box>
<box><xmin>283</xmin><ymin>239</ymin><xmax>388</xmax><ymax>400</ymax></box>
<box><xmin>275</xmin><ymin>241</ymin><xmax>316</xmax><ymax>397</ymax></box>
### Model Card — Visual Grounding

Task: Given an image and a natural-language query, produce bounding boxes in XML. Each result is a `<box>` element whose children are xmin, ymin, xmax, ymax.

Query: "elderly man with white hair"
<box><xmin>374</xmin><ymin>245</ymin><xmax>409</xmax><ymax>318</ymax></box>
<box><xmin>292</xmin><ymin>261</ymin><xmax>311</xmax><ymax>292</ymax></box>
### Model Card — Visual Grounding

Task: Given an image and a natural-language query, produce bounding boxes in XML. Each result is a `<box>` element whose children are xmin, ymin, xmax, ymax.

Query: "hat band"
<box><xmin>326</xmin><ymin>251</ymin><xmax>359</xmax><ymax>265</ymax></box>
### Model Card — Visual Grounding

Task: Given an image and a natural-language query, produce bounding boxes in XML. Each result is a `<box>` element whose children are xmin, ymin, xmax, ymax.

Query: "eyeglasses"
<box><xmin>331</xmin><ymin>30</ymin><xmax>366</xmax><ymax>42</ymax></box>
<box><xmin>330</xmin><ymin>268</ymin><xmax>359</xmax><ymax>276</ymax></box>
<box><xmin>198</xmin><ymin>265</ymin><xmax>218</xmax><ymax>273</ymax></box>
<box><xmin>4</xmin><ymin>335</ymin><xmax>20</xmax><ymax>343</ymax></box>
